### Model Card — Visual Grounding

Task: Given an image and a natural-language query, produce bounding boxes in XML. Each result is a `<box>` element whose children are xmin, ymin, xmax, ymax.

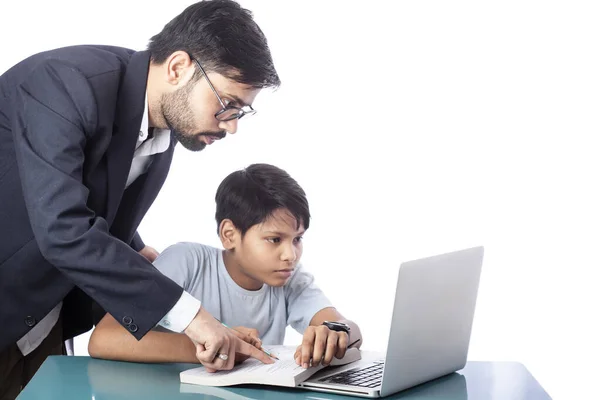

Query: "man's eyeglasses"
<box><xmin>190</xmin><ymin>56</ymin><xmax>256</xmax><ymax>122</ymax></box>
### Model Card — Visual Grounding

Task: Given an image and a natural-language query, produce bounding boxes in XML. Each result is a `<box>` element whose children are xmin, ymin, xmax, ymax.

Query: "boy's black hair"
<box><xmin>215</xmin><ymin>164</ymin><xmax>310</xmax><ymax>236</ymax></box>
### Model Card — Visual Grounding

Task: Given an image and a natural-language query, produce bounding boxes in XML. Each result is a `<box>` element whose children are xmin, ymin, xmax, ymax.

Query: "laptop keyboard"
<box><xmin>318</xmin><ymin>361</ymin><xmax>385</xmax><ymax>388</ymax></box>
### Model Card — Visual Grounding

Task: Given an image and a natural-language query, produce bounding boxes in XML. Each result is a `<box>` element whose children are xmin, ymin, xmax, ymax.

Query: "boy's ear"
<box><xmin>219</xmin><ymin>219</ymin><xmax>238</xmax><ymax>250</ymax></box>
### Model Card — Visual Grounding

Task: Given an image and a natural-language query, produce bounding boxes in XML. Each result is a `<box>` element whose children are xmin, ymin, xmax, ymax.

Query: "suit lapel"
<box><xmin>105</xmin><ymin>50</ymin><xmax>151</xmax><ymax>226</ymax></box>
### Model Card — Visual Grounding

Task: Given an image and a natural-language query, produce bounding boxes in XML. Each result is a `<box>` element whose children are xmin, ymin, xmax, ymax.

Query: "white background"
<box><xmin>2</xmin><ymin>1</ymin><xmax>599</xmax><ymax>398</ymax></box>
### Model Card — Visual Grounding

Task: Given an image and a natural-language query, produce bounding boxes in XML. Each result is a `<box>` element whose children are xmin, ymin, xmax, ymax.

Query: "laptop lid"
<box><xmin>379</xmin><ymin>246</ymin><xmax>484</xmax><ymax>396</ymax></box>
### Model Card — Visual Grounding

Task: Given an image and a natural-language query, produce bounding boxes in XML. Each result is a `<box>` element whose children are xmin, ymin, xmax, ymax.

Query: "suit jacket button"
<box><xmin>122</xmin><ymin>316</ymin><xmax>133</xmax><ymax>326</ymax></box>
<box><xmin>128</xmin><ymin>324</ymin><xmax>138</xmax><ymax>333</ymax></box>
<box><xmin>25</xmin><ymin>316</ymin><xmax>36</xmax><ymax>327</ymax></box>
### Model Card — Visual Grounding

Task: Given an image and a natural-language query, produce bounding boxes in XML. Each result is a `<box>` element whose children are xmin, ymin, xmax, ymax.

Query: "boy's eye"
<box><xmin>294</xmin><ymin>236</ymin><xmax>304</xmax><ymax>243</ymax></box>
<box><xmin>267</xmin><ymin>237</ymin><xmax>281</xmax><ymax>244</ymax></box>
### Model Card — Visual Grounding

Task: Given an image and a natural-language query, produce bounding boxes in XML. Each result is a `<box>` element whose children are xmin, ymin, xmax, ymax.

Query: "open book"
<box><xmin>180</xmin><ymin>345</ymin><xmax>361</xmax><ymax>388</ymax></box>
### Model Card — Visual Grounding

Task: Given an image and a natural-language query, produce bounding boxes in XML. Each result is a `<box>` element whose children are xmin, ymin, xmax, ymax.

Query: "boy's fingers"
<box><xmin>251</xmin><ymin>337</ymin><xmax>262</xmax><ymax>349</ymax></box>
<box><xmin>311</xmin><ymin>329</ymin><xmax>328</xmax><ymax>367</ymax></box>
<box><xmin>294</xmin><ymin>345</ymin><xmax>302</xmax><ymax>365</ymax></box>
<box><xmin>231</xmin><ymin>328</ymin><xmax>248</xmax><ymax>340</ymax></box>
<box><xmin>335</xmin><ymin>332</ymin><xmax>349</xmax><ymax>359</ymax></box>
<box><xmin>335</xmin><ymin>345</ymin><xmax>347</xmax><ymax>360</ymax></box>
<box><xmin>323</xmin><ymin>331</ymin><xmax>339</xmax><ymax>366</ymax></box>
<box><xmin>301</xmin><ymin>331</ymin><xmax>316</xmax><ymax>368</ymax></box>
<box><xmin>231</xmin><ymin>327</ymin><xmax>262</xmax><ymax>349</ymax></box>
<box><xmin>338</xmin><ymin>332</ymin><xmax>349</xmax><ymax>349</ymax></box>
<box><xmin>243</xmin><ymin>333</ymin><xmax>260</xmax><ymax>347</ymax></box>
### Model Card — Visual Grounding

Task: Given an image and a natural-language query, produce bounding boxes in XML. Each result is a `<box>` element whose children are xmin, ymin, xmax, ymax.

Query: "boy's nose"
<box><xmin>281</xmin><ymin>245</ymin><xmax>297</xmax><ymax>263</ymax></box>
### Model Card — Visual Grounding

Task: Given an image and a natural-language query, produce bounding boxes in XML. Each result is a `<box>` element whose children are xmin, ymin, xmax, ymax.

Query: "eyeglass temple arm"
<box><xmin>191</xmin><ymin>57</ymin><xmax>227</xmax><ymax>109</ymax></box>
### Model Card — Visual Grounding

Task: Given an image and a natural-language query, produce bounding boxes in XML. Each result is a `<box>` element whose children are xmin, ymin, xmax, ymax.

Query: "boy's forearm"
<box><xmin>89</xmin><ymin>316</ymin><xmax>199</xmax><ymax>363</ymax></box>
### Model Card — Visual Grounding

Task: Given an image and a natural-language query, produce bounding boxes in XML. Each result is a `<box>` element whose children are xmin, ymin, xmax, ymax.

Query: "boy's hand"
<box><xmin>231</xmin><ymin>326</ymin><xmax>262</xmax><ymax>364</ymax></box>
<box><xmin>138</xmin><ymin>245</ymin><xmax>159</xmax><ymax>262</ymax></box>
<box><xmin>294</xmin><ymin>325</ymin><xmax>349</xmax><ymax>368</ymax></box>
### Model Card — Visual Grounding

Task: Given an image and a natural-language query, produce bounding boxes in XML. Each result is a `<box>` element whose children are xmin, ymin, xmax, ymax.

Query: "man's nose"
<box><xmin>218</xmin><ymin>118</ymin><xmax>238</xmax><ymax>135</ymax></box>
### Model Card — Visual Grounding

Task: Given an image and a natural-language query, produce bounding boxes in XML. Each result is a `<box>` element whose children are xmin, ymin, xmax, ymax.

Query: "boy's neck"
<box><xmin>221</xmin><ymin>250</ymin><xmax>264</xmax><ymax>291</ymax></box>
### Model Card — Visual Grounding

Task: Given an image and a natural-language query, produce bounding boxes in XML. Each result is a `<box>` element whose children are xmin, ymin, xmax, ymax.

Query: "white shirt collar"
<box><xmin>136</xmin><ymin>92</ymin><xmax>171</xmax><ymax>156</ymax></box>
<box><xmin>139</xmin><ymin>92</ymin><xmax>150</xmax><ymax>142</ymax></box>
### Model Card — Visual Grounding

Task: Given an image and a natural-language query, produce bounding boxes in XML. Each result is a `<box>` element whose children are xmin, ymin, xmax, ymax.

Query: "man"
<box><xmin>0</xmin><ymin>0</ymin><xmax>280</xmax><ymax>397</ymax></box>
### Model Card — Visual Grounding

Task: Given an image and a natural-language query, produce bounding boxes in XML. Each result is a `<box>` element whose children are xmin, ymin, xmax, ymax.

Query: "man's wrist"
<box><xmin>158</xmin><ymin>291</ymin><xmax>201</xmax><ymax>333</ymax></box>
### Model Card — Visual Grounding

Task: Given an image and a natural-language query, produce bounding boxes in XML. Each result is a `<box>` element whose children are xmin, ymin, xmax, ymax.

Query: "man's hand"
<box><xmin>184</xmin><ymin>307</ymin><xmax>273</xmax><ymax>372</ymax></box>
<box><xmin>294</xmin><ymin>325</ymin><xmax>348</xmax><ymax>369</ymax></box>
<box><xmin>138</xmin><ymin>245</ymin><xmax>160</xmax><ymax>262</ymax></box>
<box><xmin>231</xmin><ymin>326</ymin><xmax>262</xmax><ymax>364</ymax></box>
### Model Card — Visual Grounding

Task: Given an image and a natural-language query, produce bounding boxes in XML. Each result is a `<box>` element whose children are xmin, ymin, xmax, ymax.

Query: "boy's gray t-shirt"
<box><xmin>153</xmin><ymin>242</ymin><xmax>332</xmax><ymax>345</ymax></box>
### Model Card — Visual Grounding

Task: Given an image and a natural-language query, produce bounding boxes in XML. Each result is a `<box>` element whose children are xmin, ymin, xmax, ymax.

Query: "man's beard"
<box><xmin>161</xmin><ymin>85</ymin><xmax>226</xmax><ymax>152</ymax></box>
<box><xmin>171</xmin><ymin>128</ymin><xmax>226</xmax><ymax>152</ymax></box>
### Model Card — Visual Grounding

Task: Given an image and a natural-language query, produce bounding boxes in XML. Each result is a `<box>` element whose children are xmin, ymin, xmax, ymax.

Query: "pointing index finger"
<box><xmin>236</xmin><ymin>337</ymin><xmax>274</xmax><ymax>364</ymax></box>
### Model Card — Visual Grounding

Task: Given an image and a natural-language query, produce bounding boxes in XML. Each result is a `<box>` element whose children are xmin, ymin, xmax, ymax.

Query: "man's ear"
<box><xmin>163</xmin><ymin>50</ymin><xmax>195</xmax><ymax>87</ymax></box>
<box><xmin>219</xmin><ymin>219</ymin><xmax>239</xmax><ymax>250</ymax></box>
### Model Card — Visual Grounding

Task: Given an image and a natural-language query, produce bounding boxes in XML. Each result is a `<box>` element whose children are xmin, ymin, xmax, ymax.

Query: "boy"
<box><xmin>89</xmin><ymin>164</ymin><xmax>362</xmax><ymax>369</ymax></box>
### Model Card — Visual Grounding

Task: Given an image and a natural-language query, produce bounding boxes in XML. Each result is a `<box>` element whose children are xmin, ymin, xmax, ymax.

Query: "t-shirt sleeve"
<box><xmin>152</xmin><ymin>242</ymin><xmax>203</xmax><ymax>293</ymax></box>
<box><xmin>285</xmin><ymin>265</ymin><xmax>333</xmax><ymax>334</ymax></box>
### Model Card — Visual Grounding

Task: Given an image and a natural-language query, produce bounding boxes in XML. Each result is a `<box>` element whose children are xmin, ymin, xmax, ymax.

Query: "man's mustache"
<box><xmin>200</xmin><ymin>131</ymin><xmax>226</xmax><ymax>139</ymax></box>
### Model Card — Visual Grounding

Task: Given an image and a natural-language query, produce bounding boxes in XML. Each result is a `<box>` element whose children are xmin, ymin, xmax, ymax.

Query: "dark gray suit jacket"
<box><xmin>0</xmin><ymin>45</ymin><xmax>183</xmax><ymax>352</ymax></box>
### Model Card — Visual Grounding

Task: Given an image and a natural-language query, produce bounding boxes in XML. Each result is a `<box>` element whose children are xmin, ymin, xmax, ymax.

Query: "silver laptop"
<box><xmin>299</xmin><ymin>246</ymin><xmax>484</xmax><ymax>398</ymax></box>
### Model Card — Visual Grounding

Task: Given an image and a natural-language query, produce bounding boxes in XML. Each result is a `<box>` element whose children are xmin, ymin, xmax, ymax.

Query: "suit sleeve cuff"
<box><xmin>157</xmin><ymin>291</ymin><xmax>201</xmax><ymax>333</ymax></box>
